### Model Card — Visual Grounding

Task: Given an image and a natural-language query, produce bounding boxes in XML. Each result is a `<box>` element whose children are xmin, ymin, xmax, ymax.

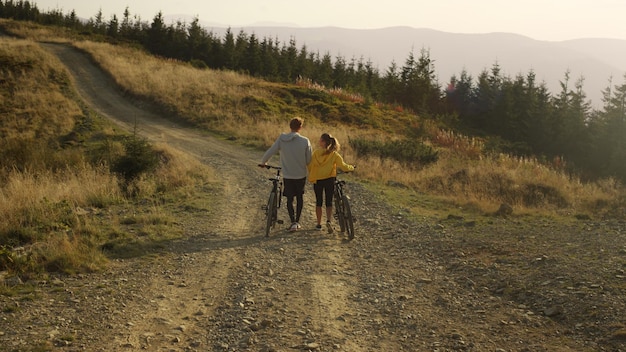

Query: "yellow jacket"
<box><xmin>307</xmin><ymin>149</ymin><xmax>355</xmax><ymax>183</ymax></box>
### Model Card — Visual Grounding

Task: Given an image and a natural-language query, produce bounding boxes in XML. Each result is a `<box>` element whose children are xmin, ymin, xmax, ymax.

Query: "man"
<box><xmin>260</xmin><ymin>117</ymin><xmax>312</xmax><ymax>231</ymax></box>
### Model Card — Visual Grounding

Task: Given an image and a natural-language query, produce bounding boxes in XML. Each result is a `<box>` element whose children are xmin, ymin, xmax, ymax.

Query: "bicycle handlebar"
<box><xmin>258</xmin><ymin>164</ymin><xmax>282</xmax><ymax>170</ymax></box>
<box><xmin>337</xmin><ymin>166</ymin><xmax>356</xmax><ymax>175</ymax></box>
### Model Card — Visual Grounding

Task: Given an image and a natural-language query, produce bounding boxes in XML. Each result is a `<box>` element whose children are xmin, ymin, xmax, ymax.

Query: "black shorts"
<box><xmin>283</xmin><ymin>177</ymin><xmax>306</xmax><ymax>197</ymax></box>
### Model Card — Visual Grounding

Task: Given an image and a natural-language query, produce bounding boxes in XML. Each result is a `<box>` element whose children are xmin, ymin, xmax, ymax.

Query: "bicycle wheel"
<box><xmin>264</xmin><ymin>191</ymin><xmax>276</xmax><ymax>237</ymax></box>
<box><xmin>334</xmin><ymin>194</ymin><xmax>346</xmax><ymax>233</ymax></box>
<box><xmin>342</xmin><ymin>195</ymin><xmax>355</xmax><ymax>240</ymax></box>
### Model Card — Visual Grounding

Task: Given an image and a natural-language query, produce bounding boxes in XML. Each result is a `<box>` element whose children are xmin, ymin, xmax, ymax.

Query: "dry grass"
<box><xmin>71</xmin><ymin>38</ymin><xmax>626</xmax><ymax>217</ymax></box>
<box><xmin>0</xmin><ymin>165</ymin><xmax>120</xmax><ymax>229</ymax></box>
<box><xmin>0</xmin><ymin>37</ymin><xmax>119</xmax><ymax>235</ymax></box>
<box><xmin>0</xmin><ymin>38</ymin><xmax>81</xmax><ymax>140</ymax></box>
<box><xmin>35</xmin><ymin>232</ymin><xmax>108</xmax><ymax>274</ymax></box>
<box><xmin>0</xmin><ymin>19</ymin><xmax>74</xmax><ymax>43</ymax></box>
<box><xmin>4</xmin><ymin>19</ymin><xmax>626</xmax><ymax>221</ymax></box>
<box><xmin>0</xmin><ymin>165</ymin><xmax>120</xmax><ymax>275</ymax></box>
<box><xmin>367</xmin><ymin>152</ymin><xmax>624</xmax><ymax>217</ymax></box>
<box><xmin>73</xmin><ymin>41</ymin><xmax>277</xmax><ymax>129</ymax></box>
<box><xmin>296</xmin><ymin>76</ymin><xmax>365</xmax><ymax>103</ymax></box>
<box><xmin>432</xmin><ymin>129</ymin><xmax>484</xmax><ymax>159</ymax></box>
<box><xmin>126</xmin><ymin>143</ymin><xmax>216</xmax><ymax>197</ymax></box>
<box><xmin>0</xmin><ymin>33</ymin><xmax>218</xmax><ymax>277</ymax></box>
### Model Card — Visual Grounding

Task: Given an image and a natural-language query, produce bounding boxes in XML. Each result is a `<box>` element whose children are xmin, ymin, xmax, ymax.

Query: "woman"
<box><xmin>308</xmin><ymin>133</ymin><xmax>355</xmax><ymax>233</ymax></box>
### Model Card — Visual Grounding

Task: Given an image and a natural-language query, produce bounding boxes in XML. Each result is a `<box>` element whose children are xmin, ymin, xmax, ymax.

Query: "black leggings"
<box><xmin>284</xmin><ymin>178</ymin><xmax>306</xmax><ymax>223</ymax></box>
<box><xmin>313</xmin><ymin>177</ymin><xmax>335</xmax><ymax>207</ymax></box>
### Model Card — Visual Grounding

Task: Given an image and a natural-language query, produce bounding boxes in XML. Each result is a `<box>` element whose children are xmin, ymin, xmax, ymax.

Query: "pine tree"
<box><xmin>243</xmin><ymin>33</ymin><xmax>262</xmax><ymax>76</ymax></box>
<box><xmin>594</xmin><ymin>74</ymin><xmax>626</xmax><ymax>180</ymax></box>
<box><xmin>146</xmin><ymin>11</ymin><xmax>167</xmax><ymax>56</ymax></box>
<box><xmin>221</xmin><ymin>28</ymin><xmax>236</xmax><ymax>70</ymax></box>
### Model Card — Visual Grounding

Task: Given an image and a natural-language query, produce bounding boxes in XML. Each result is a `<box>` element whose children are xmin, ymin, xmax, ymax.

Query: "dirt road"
<box><xmin>1</xmin><ymin>43</ymin><xmax>624</xmax><ymax>352</ymax></box>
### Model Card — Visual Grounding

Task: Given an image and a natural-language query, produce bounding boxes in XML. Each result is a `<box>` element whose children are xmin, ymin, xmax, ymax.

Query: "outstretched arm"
<box><xmin>261</xmin><ymin>138</ymin><xmax>280</xmax><ymax>165</ymax></box>
<box><xmin>335</xmin><ymin>153</ymin><xmax>355</xmax><ymax>172</ymax></box>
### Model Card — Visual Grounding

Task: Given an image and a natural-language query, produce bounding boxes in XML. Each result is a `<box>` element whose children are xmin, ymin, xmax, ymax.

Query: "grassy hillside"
<box><xmin>0</xmin><ymin>27</ymin><xmax>217</xmax><ymax>281</ymax></box>
<box><xmin>1</xmin><ymin>19</ymin><xmax>625</xmax><ymax>279</ymax></box>
<box><xmin>69</xmin><ymin>31</ymin><xmax>626</xmax><ymax>219</ymax></box>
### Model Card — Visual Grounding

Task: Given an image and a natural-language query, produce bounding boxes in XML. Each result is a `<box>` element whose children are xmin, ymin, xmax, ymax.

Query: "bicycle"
<box><xmin>333</xmin><ymin>171</ymin><xmax>355</xmax><ymax>240</ymax></box>
<box><xmin>259</xmin><ymin>164</ymin><xmax>283</xmax><ymax>237</ymax></box>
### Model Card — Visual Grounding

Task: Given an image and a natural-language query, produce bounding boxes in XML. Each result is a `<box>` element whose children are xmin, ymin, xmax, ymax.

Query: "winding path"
<box><xmin>42</xmin><ymin>43</ymin><xmax>372</xmax><ymax>351</ymax></box>
<box><xmin>1</xmin><ymin>41</ymin><xmax>596</xmax><ymax>351</ymax></box>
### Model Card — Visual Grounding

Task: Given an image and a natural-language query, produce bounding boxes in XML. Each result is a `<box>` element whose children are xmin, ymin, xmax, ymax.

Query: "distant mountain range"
<box><xmin>175</xmin><ymin>18</ymin><xmax>626</xmax><ymax>109</ymax></box>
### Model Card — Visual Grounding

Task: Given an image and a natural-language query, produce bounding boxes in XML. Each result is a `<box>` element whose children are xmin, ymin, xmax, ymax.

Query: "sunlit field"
<box><xmin>0</xmin><ymin>32</ymin><xmax>216</xmax><ymax>278</ymax></box>
<box><xmin>1</xmin><ymin>18</ymin><xmax>625</xmax><ymax>278</ymax></box>
<box><xmin>69</xmin><ymin>39</ymin><xmax>625</xmax><ymax>217</ymax></box>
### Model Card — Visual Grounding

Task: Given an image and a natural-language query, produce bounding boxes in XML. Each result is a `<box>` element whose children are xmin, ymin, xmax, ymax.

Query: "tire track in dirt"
<box><xmin>199</xmin><ymin>231</ymin><xmax>367</xmax><ymax>351</ymax></box>
<box><xmin>309</xmin><ymin>241</ymin><xmax>365</xmax><ymax>351</ymax></box>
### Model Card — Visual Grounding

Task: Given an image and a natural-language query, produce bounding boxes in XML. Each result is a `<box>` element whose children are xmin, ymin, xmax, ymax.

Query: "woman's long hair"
<box><xmin>321</xmin><ymin>133</ymin><xmax>340</xmax><ymax>155</ymax></box>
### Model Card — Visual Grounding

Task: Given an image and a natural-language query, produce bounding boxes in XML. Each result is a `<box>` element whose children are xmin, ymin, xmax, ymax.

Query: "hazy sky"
<box><xmin>32</xmin><ymin>0</ymin><xmax>626</xmax><ymax>41</ymax></box>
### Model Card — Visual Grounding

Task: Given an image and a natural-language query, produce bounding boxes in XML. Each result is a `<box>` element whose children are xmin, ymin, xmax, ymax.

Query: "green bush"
<box><xmin>111</xmin><ymin>131</ymin><xmax>158</xmax><ymax>182</ymax></box>
<box><xmin>0</xmin><ymin>245</ymin><xmax>36</xmax><ymax>275</ymax></box>
<box><xmin>190</xmin><ymin>59</ymin><xmax>208</xmax><ymax>69</ymax></box>
<box><xmin>350</xmin><ymin>137</ymin><xmax>438</xmax><ymax>166</ymax></box>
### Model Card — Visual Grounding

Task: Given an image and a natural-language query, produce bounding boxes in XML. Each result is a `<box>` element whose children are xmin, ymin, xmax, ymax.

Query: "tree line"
<box><xmin>2</xmin><ymin>0</ymin><xmax>626</xmax><ymax>182</ymax></box>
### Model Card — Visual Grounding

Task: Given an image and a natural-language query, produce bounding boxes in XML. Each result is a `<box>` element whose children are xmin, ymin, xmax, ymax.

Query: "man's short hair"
<box><xmin>290</xmin><ymin>117</ymin><xmax>304</xmax><ymax>131</ymax></box>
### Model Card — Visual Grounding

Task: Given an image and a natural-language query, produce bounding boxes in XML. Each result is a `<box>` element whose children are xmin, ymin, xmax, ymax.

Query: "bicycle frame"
<box><xmin>333</xmin><ymin>173</ymin><xmax>355</xmax><ymax>240</ymax></box>
<box><xmin>260</xmin><ymin>164</ymin><xmax>283</xmax><ymax>237</ymax></box>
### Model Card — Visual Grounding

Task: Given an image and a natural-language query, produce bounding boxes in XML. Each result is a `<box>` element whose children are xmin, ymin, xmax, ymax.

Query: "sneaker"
<box><xmin>289</xmin><ymin>222</ymin><xmax>301</xmax><ymax>232</ymax></box>
<box><xmin>326</xmin><ymin>221</ymin><xmax>334</xmax><ymax>234</ymax></box>
<box><xmin>315</xmin><ymin>224</ymin><xmax>323</xmax><ymax>231</ymax></box>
